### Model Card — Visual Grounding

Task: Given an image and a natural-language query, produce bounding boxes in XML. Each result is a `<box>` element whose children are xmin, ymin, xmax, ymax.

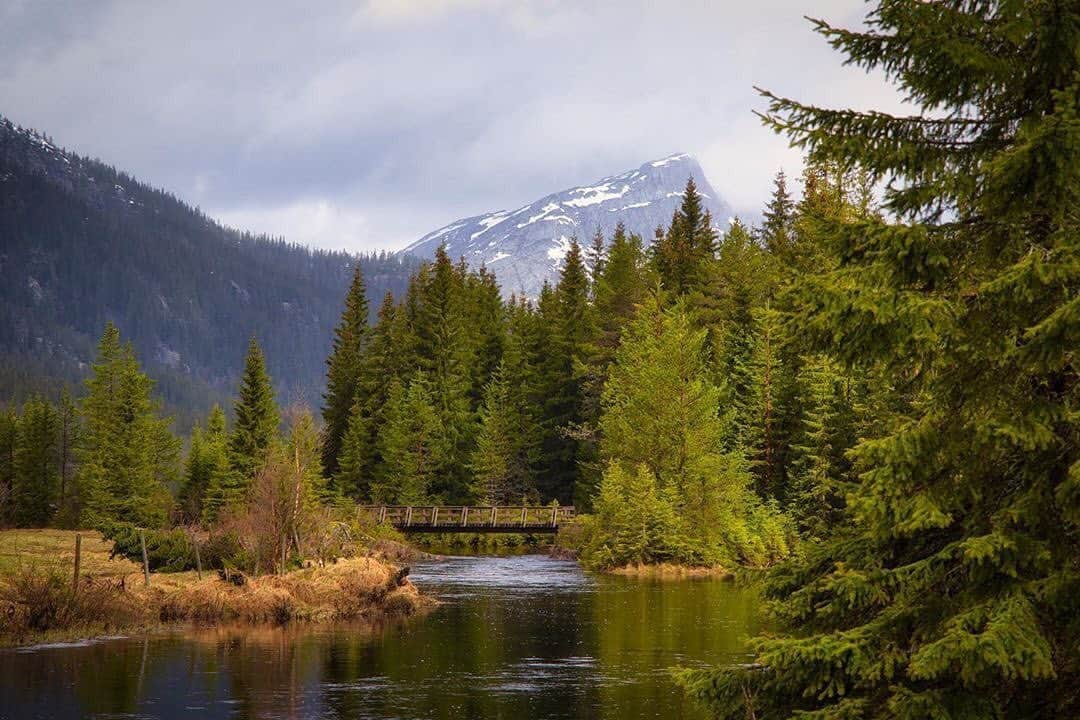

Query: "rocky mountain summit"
<box><xmin>404</xmin><ymin>154</ymin><xmax>732</xmax><ymax>297</ymax></box>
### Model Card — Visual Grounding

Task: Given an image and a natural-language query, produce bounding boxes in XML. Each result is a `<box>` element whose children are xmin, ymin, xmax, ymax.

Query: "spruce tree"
<box><xmin>410</xmin><ymin>246</ymin><xmax>476</xmax><ymax>501</ymax></box>
<box><xmin>321</xmin><ymin>265</ymin><xmax>369</xmax><ymax>478</ymax></box>
<box><xmin>760</xmin><ymin>169</ymin><xmax>795</xmax><ymax>262</ymax></box>
<box><xmin>682</xmin><ymin>3</ymin><xmax>1080</xmax><ymax>717</ymax></box>
<box><xmin>54</xmin><ymin>388</ymin><xmax>79</xmax><ymax>521</ymax></box>
<box><xmin>471</xmin><ymin>361</ymin><xmax>538</xmax><ymax>504</ymax></box>
<box><xmin>538</xmin><ymin>239</ymin><xmax>596</xmax><ymax>503</ymax></box>
<box><xmin>651</xmin><ymin>177</ymin><xmax>717</xmax><ymax>297</ymax></box>
<box><xmin>229</xmin><ymin>337</ymin><xmax>280</xmax><ymax>481</ymax></box>
<box><xmin>600</xmin><ymin>295</ymin><xmax>753</xmax><ymax>563</ymax></box>
<box><xmin>182</xmin><ymin>404</ymin><xmax>233</xmax><ymax>524</ymax></box>
<box><xmin>586</xmin><ymin>226</ymin><xmax>607</xmax><ymax>291</ymax></box>
<box><xmin>12</xmin><ymin>397</ymin><xmax>59</xmax><ymax>527</ymax></box>
<box><xmin>76</xmin><ymin>322</ymin><xmax>178</xmax><ymax>527</ymax></box>
<box><xmin>334</xmin><ymin>397</ymin><xmax>373</xmax><ymax>500</ymax></box>
<box><xmin>372</xmin><ymin>377</ymin><xmax>447</xmax><ymax>505</ymax></box>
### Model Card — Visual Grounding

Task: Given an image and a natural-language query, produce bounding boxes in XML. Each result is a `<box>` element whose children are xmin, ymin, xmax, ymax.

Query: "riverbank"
<box><xmin>0</xmin><ymin>529</ymin><xmax>431</xmax><ymax>648</ymax></box>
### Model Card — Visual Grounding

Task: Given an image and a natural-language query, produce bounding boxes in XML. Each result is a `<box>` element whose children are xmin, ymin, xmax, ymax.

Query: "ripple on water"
<box><xmin>409</xmin><ymin>554</ymin><xmax>594</xmax><ymax>597</ymax></box>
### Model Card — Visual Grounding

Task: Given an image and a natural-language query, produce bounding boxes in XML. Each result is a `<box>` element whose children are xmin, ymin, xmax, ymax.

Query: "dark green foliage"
<box><xmin>179</xmin><ymin>404</ymin><xmax>234</xmax><ymax>525</ymax></box>
<box><xmin>321</xmin><ymin>266</ymin><xmax>370</xmax><ymax>479</ymax></box>
<box><xmin>682</xmin><ymin>3</ymin><xmax>1080</xmax><ymax>718</ymax></box>
<box><xmin>372</xmin><ymin>377</ymin><xmax>448</xmax><ymax>504</ymax></box>
<box><xmin>75</xmin><ymin>323</ymin><xmax>178</xmax><ymax>528</ymax></box>
<box><xmin>228</xmin><ymin>338</ymin><xmax>279</xmax><ymax>481</ymax></box>
<box><xmin>760</xmin><ymin>169</ymin><xmax>795</xmax><ymax>261</ymax></box>
<box><xmin>651</xmin><ymin>177</ymin><xmax>718</xmax><ymax>297</ymax></box>
<box><xmin>12</xmin><ymin>397</ymin><xmax>59</xmax><ymax>527</ymax></box>
<box><xmin>100</xmin><ymin>521</ymin><xmax>196</xmax><ymax>573</ymax></box>
<box><xmin>470</xmin><ymin>361</ymin><xmax>539</xmax><ymax>505</ymax></box>
<box><xmin>537</xmin><ymin>239</ymin><xmax>598</xmax><ymax>504</ymax></box>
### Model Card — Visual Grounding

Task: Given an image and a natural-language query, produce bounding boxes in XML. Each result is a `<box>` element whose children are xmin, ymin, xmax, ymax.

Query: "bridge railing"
<box><xmin>356</xmin><ymin>505</ymin><xmax>575</xmax><ymax>530</ymax></box>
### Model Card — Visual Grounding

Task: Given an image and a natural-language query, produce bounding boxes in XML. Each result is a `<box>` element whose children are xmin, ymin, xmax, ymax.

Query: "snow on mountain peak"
<box><xmin>403</xmin><ymin>153</ymin><xmax>731</xmax><ymax>298</ymax></box>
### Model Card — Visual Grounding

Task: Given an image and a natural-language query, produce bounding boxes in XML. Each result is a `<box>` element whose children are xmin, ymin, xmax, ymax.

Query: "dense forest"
<box><xmin>0</xmin><ymin>0</ymin><xmax>1075</xmax><ymax>717</ymax></box>
<box><xmin>0</xmin><ymin>117</ymin><xmax>420</xmax><ymax>428</ymax></box>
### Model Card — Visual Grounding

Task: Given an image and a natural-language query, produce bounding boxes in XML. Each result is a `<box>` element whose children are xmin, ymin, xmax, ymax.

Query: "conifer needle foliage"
<box><xmin>680</xmin><ymin>2</ymin><xmax>1079</xmax><ymax>717</ymax></box>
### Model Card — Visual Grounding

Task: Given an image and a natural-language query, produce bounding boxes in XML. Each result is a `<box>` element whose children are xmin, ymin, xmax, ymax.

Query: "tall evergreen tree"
<box><xmin>76</xmin><ymin>322</ymin><xmax>178</xmax><ymax>527</ymax></box>
<box><xmin>229</xmin><ymin>337</ymin><xmax>280</xmax><ymax>481</ymax></box>
<box><xmin>599</xmin><ymin>295</ymin><xmax>754</xmax><ymax>564</ymax></box>
<box><xmin>586</xmin><ymin>226</ymin><xmax>607</xmax><ymax>292</ymax></box>
<box><xmin>760</xmin><ymin>169</ymin><xmax>795</xmax><ymax>261</ymax></box>
<box><xmin>12</xmin><ymin>397</ymin><xmax>59</xmax><ymax>527</ymax></box>
<box><xmin>651</xmin><ymin>177</ymin><xmax>717</xmax><ymax>297</ymax></box>
<box><xmin>538</xmin><ymin>239</ymin><xmax>597</xmax><ymax>503</ymax></box>
<box><xmin>682</xmin><ymin>3</ymin><xmax>1080</xmax><ymax>717</ymax></box>
<box><xmin>470</xmin><ymin>361</ymin><xmax>539</xmax><ymax>504</ymax></box>
<box><xmin>54</xmin><ymin>388</ymin><xmax>79</xmax><ymax>521</ymax></box>
<box><xmin>321</xmin><ymin>266</ymin><xmax>369</xmax><ymax>478</ymax></box>
<box><xmin>335</xmin><ymin>291</ymin><xmax>403</xmax><ymax>500</ymax></box>
<box><xmin>409</xmin><ymin>246</ymin><xmax>476</xmax><ymax>501</ymax></box>
<box><xmin>181</xmin><ymin>404</ymin><xmax>234</xmax><ymax>524</ymax></box>
<box><xmin>372</xmin><ymin>377</ymin><xmax>448</xmax><ymax>504</ymax></box>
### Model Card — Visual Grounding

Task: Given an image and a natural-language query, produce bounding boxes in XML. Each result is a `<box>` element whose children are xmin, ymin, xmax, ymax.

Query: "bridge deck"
<box><xmin>357</xmin><ymin>505</ymin><xmax>574</xmax><ymax>534</ymax></box>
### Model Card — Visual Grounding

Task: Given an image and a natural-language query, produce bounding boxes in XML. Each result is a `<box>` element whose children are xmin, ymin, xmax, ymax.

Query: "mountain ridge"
<box><xmin>404</xmin><ymin>153</ymin><xmax>733</xmax><ymax>297</ymax></box>
<box><xmin>0</xmin><ymin>116</ymin><xmax>420</xmax><ymax>427</ymax></box>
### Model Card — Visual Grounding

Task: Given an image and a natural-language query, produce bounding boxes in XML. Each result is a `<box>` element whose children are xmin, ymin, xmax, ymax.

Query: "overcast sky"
<box><xmin>1</xmin><ymin>0</ymin><xmax>906</xmax><ymax>253</ymax></box>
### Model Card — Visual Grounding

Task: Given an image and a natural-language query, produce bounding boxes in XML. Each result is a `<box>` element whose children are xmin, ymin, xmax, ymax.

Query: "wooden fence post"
<box><xmin>72</xmin><ymin>533</ymin><xmax>82</xmax><ymax>594</ymax></box>
<box><xmin>139</xmin><ymin>529</ymin><xmax>150</xmax><ymax>587</ymax></box>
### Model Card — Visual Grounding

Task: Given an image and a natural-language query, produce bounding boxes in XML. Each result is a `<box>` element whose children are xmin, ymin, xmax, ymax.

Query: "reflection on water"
<box><xmin>0</xmin><ymin>555</ymin><xmax>758</xmax><ymax>719</ymax></box>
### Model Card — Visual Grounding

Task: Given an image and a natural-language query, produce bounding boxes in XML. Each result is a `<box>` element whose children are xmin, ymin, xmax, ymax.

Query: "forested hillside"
<box><xmin>0</xmin><ymin>117</ymin><xmax>420</xmax><ymax>427</ymax></box>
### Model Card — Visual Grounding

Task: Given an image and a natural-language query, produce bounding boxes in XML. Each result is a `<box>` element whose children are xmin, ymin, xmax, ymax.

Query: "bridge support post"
<box><xmin>405</xmin><ymin>506</ymin><xmax>412</xmax><ymax>527</ymax></box>
<box><xmin>490</xmin><ymin>507</ymin><xmax>497</xmax><ymax>527</ymax></box>
<box><xmin>521</xmin><ymin>507</ymin><xmax>527</xmax><ymax>528</ymax></box>
<box><xmin>551</xmin><ymin>506</ymin><xmax>558</xmax><ymax>528</ymax></box>
<box><xmin>462</xmin><ymin>507</ymin><xmax>469</xmax><ymax>527</ymax></box>
<box><xmin>379</xmin><ymin>506</ymin><xmax>387</xmax><ymax>524</ymax></box>
<box><xmin>432</xmin><ymin>507</ymin><xmax>439</xmax><ymax>528</ymax></box>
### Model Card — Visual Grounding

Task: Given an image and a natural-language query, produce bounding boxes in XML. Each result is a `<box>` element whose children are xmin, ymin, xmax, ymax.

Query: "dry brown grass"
<box><xmin>609</xmin><ymin>562</ymin><xmax>733</xmax><ymax>580</ymax></box>
<box><xmin>0</xmin><ymin>528</ymin><xmax>143</xmax><ymax>580</ymax></box>
<box><xmin>0</xmin><ymin>529</ymin><xmax>430</xmax><ymax>647</ymax></box>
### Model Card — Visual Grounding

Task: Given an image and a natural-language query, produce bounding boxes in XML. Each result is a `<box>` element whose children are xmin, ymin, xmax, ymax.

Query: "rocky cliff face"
<box><xmin>404</xmin><ymin>153</ymin><xmax>732</xmax><ymax>297</ymax></box>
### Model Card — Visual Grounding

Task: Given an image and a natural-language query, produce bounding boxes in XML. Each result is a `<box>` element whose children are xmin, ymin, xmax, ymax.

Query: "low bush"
<box><xmin>99</xmin><ymin>521</ymin><xmax>196</xmax><ymax>572</ymax></box>
<box><xmin>0</xmin><ymin>568</ymin><xmax>144</xmax><ymax>637</ymax></box>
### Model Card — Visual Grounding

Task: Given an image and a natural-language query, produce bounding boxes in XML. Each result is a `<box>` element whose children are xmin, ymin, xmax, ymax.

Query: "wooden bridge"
<box><xmin>358</xmin><ymin>505</ymin><xmax>575</xmax><ymax>534</ymax></box>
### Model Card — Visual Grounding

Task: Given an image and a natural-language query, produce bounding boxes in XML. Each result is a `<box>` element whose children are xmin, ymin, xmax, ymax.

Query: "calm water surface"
<box><xmin>0</xmin><ymin>554</ymin><xmax>758</xmax><ymax>719</ymax></box>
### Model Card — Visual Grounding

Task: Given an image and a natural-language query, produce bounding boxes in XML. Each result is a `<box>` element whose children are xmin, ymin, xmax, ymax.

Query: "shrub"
<box><xmin>99</xmin><ymin>521</ymin><xmax>196</xmax><ymax>572</ymax></box>
<box><xmin>0</xmin><ymin>568</ymin><xmax>143</xmax><ymax>637</ymax></box>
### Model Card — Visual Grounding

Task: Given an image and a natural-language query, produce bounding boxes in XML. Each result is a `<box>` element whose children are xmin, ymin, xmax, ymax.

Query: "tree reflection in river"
<box><xmin>0</xmin><ymin>555</ymin><xmax>758</xmax><ymax>719</ymax></box>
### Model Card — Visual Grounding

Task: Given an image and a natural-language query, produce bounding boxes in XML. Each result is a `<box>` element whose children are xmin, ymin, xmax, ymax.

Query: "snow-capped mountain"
<box><xmin>403</xmin><ymin>153</ymin><xmax>732</xmax><ymax>298</ymax></box>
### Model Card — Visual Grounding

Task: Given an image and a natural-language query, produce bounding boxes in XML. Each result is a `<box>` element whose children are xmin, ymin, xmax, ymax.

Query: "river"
<box><xmin>0</xmin><ymin>554</ymin><xmax>758</xmax><ymax>719</ymax></box>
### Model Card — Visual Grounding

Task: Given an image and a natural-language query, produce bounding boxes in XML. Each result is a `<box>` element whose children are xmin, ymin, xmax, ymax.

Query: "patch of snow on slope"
<box><xmin>564</xmin><ymin>183</ymin><xmax>631</xmax><ymax>208</ymax></box>
<box><xmin>547</xmin><ymin>235</ymin><xmax>573</xmax><ymax>263</ymax></box>
<box><xmin>489</xmin><ymin>251</ymin><xmax>511</xmax><ymax>263</ymax></box>
<box><xmin>518</xmin><ymin>202</ymin><xmax>562</xmax><ymax>227</ymax></box>
<box><xmin>609</xmin><ymin>201</ymin><xmax>651</xmax><ymax>211</ymax></box>
<box><xmin>470</xmin><ymin>211</ymin><xmax>511</xmax><ymax>240</ymax></box>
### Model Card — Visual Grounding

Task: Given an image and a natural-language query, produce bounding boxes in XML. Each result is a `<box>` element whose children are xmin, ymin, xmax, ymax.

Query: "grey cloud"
<box><xmin>0</xmin><ymin>0</ymin><xmax>902</xmax><ymax>251</ymax></box>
